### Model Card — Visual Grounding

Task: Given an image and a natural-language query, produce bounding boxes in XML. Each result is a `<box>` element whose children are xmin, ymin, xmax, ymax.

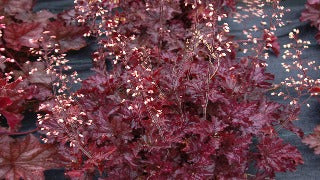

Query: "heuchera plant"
<box><xmin>301</xmin><ymin>0</ymin><xmax>320</xmax><ymax>44</ymax></box>
<box><xmin>35</xmin><ymin>0</ymin><xmax>305</xmax><ymax>179</ymax></box>
<box><xmin>5</xmin><ymin>0</ymin><xmax>320</xmax><ymax>179</ymax></box>
<box><xmin>0</xmin><ymin>0</ymin><xmax>88</xmax><ymax>178</ymax></box>
<box><xmin>0</xmin><ymin>0</ymin><xmax>88</xmax><ymax>132</ymax></box>
<box><xmin>298</xmin><ymin>0</ymin><xmax>320</xmax><ymax>156</ymax></box>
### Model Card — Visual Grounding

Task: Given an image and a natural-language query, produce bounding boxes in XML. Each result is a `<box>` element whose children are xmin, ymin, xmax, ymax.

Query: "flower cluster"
<box><xmin>270</xmin><ymin>28</ymin><xmax>320</xmax><ymax>107</ymax></box>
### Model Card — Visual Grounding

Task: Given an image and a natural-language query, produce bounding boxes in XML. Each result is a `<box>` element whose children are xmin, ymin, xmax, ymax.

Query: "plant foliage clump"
<box><xmin>38</xmin><ymin>0</ymin><xmax>304</xmax><ymax>179</ymax></box>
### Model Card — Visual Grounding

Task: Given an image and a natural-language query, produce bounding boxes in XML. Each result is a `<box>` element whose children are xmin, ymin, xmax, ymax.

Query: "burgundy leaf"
<box><xmin>308</xmin><ymin>0</ymin><xmax>320</xmax><ymax>4</ymax></box>
<box><xmin>315</xmin><ymin>32</ymin><xmax>320</xmax><ymax>44</ymax></box>
<box><xmin>263</xmin><ymin>30</ymin><xmax>280</xmax><ymax>56</ymax></box>
<box><xmin>257</xmin><ymin>136</ymin><xmax>303</xmax><ymax>175</ymax></box>
<box><xmin>58</xmin><ymin>9</ymin><xmax>77</xmax><ymax>24</ymax></box>
<box><xmin>300</xmin><ymin>0</ymin><xmax>320</xmax><ymax>30</ymax></box>
<box><xmin>0</xmin><ymin>135</ymin><xmax>64</xmax><ymax>180</ymax></box>
<box><xmin>46</xmin><ymin>21</ymin><xmax>88</xmax><ymax>52</ymax></box>
<box><xmin>0</xmin><ymin>0</ymin><xmax>34</xmax><ymax>15</ymax></box>
<box><xmin>303</xmin><ymin>125</ymin><xmax>320</xmax><ymax>154</ymax></box>
<box><xmin>3</xmin><ymin>22</ymin><xmax>43</xmax><ymax>51</ymax></box>
<box><xmin>0</xmin><ymin>96</ymin><xmax>12</xmax><ymax>109</ymax></box>
<box><xmin>22</xmin><ymin>62</ymin><xmax>54</xmax><ymax>85</ymax></box>
<box><xmin>15</xmin><ymin>10</ymin><xmax>56</xmax><ymax>25</ymax></box>
<box><xmin>0</xmin><ymin>110</ymin><xmax>23</xmax><ymax>130</ymax></box>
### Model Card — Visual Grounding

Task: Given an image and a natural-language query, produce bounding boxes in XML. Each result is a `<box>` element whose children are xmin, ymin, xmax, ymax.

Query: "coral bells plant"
<box><xmin>0</xmin><ymin>0</ymin><xmax>90</xmax><ymax>178</ymax></box>
<box><xmin>35</xmin><ymin>0</ymin><xmax>305</xmax><ymax>179</ymax></box>
<box><xmin>275</xmin><ymin>0</ymin><xmax>320</xmax><ymax>157</ymax></box>
<box><xmin>0</xmin><ymin>0</ymin><xmax>88</xmax><ymax>132</ymax></box>
<box><xmin>298</xmin><ymin>0</ymin><xmax>320</xmax><ymax>157</ymax></box>
<box><xmin>301</xmin><ymin>0</ymin><xmax>320</xmax><ymax>44</ymax></box>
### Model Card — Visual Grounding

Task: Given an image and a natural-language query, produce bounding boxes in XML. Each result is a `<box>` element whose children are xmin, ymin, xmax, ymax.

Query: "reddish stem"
<box><xmin>0</xmin><ymin>128</ymin><xmax>39</xmax><ymax>136</ymax></box>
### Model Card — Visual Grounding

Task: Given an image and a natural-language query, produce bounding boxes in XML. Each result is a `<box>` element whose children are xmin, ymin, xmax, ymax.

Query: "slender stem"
<box><xmin>0</xmin><ymin>128</ymin><xmax>39</xmax><ymax>136</ymax></box>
